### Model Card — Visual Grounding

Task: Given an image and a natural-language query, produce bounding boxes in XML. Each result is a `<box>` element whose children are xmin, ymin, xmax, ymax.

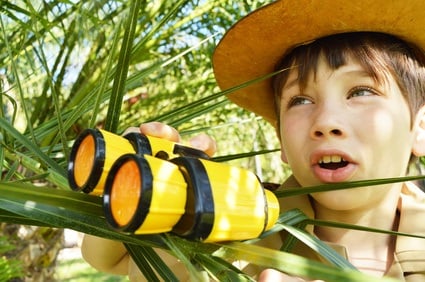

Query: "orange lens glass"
<box><xmin>110</xmin><ymin>160</ymin><xmax>141</xmax><ymax>227</ymax></box>
<box><xmin>74</xmin><ymin>135</ymin><xmax>95</xmax><ymax>187</ymax></box>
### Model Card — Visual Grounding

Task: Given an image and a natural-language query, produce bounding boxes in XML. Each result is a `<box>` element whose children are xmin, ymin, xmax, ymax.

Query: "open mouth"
<box><xmin>318</xmin><ymin>155</ymin><xmax>349</xmax><ymax>170</ymax></box>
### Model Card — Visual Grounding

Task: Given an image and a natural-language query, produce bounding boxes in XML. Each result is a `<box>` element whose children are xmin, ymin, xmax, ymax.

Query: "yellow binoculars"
<box><xmin>68</xmin><ymin>128</ymin><xmax>208</xmax><ymax>195</ymax></box>
<box><xmin>68</xmin><ymin>129</ymin><xmax>280</xmax><ymax>242</ymax></box>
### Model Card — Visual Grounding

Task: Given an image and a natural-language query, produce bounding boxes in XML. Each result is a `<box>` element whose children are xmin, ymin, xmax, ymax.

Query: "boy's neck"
<box><xmin>312</xmin><ymin>185</ymin><xmax>402</xmax><ymax>276</ymax></box>
<box><xmin>314</xmin><ymin>219</ymin><xmax>398</xmax><ymax>276</ymax></box>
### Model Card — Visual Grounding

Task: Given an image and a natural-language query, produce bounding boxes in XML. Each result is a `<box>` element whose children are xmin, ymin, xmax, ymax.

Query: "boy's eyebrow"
<box><xmin>336</xmin><ymin>68</ymin><xmax>380</xmax><ymax>84</ymax></box>
<box><xmin>283</xmin><ymin>68</ymin><xmax>375</xmax><ymax>90</ymax></box>
<box><xmin>281</xmin><ymin>75</ymin><xmax>300</xmax><ymax>92</ymax></box>
<box><xmin>338</xmin><ymin>67</ymin><xmax>373</xmax><ymax>77</ymax></box>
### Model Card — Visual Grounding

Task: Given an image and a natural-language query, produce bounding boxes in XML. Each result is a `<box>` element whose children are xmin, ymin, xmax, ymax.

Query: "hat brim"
<box><xmin>212</xmin><ymin>0</ymin><xmax>425</xmax><ymax>125</ymax></box>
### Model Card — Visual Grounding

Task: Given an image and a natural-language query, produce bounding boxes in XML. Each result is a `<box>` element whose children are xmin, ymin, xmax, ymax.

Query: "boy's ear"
<box><xmin>412</xmin><ymin>105</ymin><xmax>425</xmax><ymax>157</ymax></box>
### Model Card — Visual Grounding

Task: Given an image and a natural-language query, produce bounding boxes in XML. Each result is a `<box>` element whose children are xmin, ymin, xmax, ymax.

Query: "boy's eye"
<box><xmin>348</xmin><ymin>87</ymin><xmax>377</xmax><ymax>98</ymax></box>
<box><xmin>287</xmin><ymin>96</ymin><xmax>313</xmax><ymax>108</ymax></box>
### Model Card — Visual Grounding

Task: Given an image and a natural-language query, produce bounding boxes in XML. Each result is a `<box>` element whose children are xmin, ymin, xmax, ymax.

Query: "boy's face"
<box><xmin>278</xmin><ymin>55</ymin><xmax>423</xmax><ymax>210</ymax></box>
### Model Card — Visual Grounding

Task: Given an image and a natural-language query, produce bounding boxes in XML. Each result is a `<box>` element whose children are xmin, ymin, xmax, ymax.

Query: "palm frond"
<box><xmin>0</xmin><ymin>1</ymin><xmax>419</xmax><ymax>281</ymax></box>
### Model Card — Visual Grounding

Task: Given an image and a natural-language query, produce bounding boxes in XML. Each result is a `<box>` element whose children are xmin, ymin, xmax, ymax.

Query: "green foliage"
<box><xmin>0</xmin><ymin>0</ymin><xmax>421</xmax><ymax>281</ymax></box>
<box><xmin>0</xmin><ymin>235</ymin><xmax>24</xmax><ymax>281</ymax></box>
<box><xmin>55</xmin><ymin>258</ymin><xmax>128</xmax><ymax>281</ymax></box>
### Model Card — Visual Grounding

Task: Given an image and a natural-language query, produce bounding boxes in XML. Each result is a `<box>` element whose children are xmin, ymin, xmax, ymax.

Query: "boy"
<box><xmin>82</xmin><ymin>0</ymin><xmax>425</xmax><ymax>281</ymax></box>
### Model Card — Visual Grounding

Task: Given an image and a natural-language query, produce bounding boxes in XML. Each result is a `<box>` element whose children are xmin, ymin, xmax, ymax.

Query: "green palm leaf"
<box><xmin>0</xmin><ymin>1</ymin><xmax>421</xmax><ymax>281</ymax></box>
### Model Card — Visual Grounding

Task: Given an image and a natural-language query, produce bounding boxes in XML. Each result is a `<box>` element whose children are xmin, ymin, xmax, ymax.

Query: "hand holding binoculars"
<box><xmin>68</xmin><ymin>129</ymin><xmax>280</xmax><ymax>242</ymax></box>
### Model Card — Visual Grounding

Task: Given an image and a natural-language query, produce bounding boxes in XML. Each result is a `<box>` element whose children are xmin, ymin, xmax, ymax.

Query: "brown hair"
<box><xmin>272</xmin><ymin>32</ymin><xmax>425</xmax><ymax>125</ymax></box>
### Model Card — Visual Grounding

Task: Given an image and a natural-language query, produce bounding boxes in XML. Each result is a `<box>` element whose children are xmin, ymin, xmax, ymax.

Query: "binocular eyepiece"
<box><xmin>68</xmin><ymin>128</ymin><xmax>280</xmax><ymax>242</ymax></box>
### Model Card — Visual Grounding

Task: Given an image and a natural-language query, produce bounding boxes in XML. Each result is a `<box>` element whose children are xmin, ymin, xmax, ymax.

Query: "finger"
<box><xmin>258</xmin><ymin>269</ymin><xmax>306</xmax><ymax>282</ymax></box>
<box><xmin>121</xmin><ymin>126</ymin><xmax>140</xmax><ymax>136</ymax></box>
<box><xmin>139</xmin><ymin>122</ymin><xmax>181</xmax><ymax>142</ymax></box>
<box><xmin>189</xmin><ymin>133</ymin><xmax>217</xmax><ymax>157</ymax></box>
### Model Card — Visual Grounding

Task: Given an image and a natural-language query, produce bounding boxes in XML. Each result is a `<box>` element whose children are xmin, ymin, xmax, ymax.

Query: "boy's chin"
<box><xmin>310</xmin><ymin>189</ymin><xmax>372</xmax><ymax>211</ymax></box>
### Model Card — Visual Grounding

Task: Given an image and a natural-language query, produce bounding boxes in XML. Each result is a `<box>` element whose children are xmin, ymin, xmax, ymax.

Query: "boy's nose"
<box><xmin>312</xmin><ymin>127</ymin><xmax>343</xmax><ymax>138</ymax></box>
<box><xmin>310</xmin><ymin>105</ymin><xmax>346</xmax><ymax>139</ymax></box>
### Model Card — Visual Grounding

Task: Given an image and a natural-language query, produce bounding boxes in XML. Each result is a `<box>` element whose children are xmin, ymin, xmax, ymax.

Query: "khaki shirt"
<box><xmin>277</xmin><ymin>177</ymin><xmax>425</xmax><ymax>281</ymax></box>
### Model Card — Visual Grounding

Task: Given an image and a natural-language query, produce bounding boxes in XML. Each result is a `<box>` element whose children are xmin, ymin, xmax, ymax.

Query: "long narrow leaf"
<box><xmin>213</xmin><ymin>242</ymin><xmax>398</xmax><ymax>282</ymax></box>
<box><xmin>275</xmin><ymin>175</ymin><xmax>425</xmax><ymax>198</ymax></box>
<box><xmin>0</xmin><ymin>118</ymin><xmax>65</xmax><ymax>176</ymax></box>
<box><xmin>89</xmin><ymin>21</ymin><xmax>123</xmax><ymax>128</ymax></box>
<box><xmin>211</xmin><ymin>149</ymin><xmax>280</xmax><ymax>163</ymax></box>
<box><xmin>193</xmin><ymin>253</ymin><xmax>254</xmax><ymax>282</ymax></box>
<box><xmin>280</xmin><ymin>223</ymin><xmax>356</xmax><ymax>270</ymax></box>
<box><xmin>0</xmin><ymin>182</ymin><xmax>164</xmax><ymax>248</ymax></box>
<box><xmin>125</xmin><ymin>244</ymin><xmax>161</xmax><ymax>282</ymax></box>
<box><xmin>0</xmin><ymin>14</ymin><xmax>35</xmax><ymax>141</ymax></box>
<box><xmin>250</xmin><ymin>209</ymin><xmax>355</xmax><ymax>270</ymax></box>
<box><xmin>126</xmin><ymin>244</ymin><xmax>179</xmax><ymax>282</ymax></box>
<box><xmin>104</xmin><ymin>0</ymin><xmax>144</xmax><ymax>132</ymax></box>
<box><xmin>160</xmin><ymin>234</ymin><xmax>209</xmax><ymax>281</ymax></box>
<box><xmin>149</xmin><ymin>68</ymin><xmax>288</xmax><ymax>124</ymax></box>
<box><xmin>308</xmin><ymin>218</ymin><xmax>425</xmax><ymax>240</ymax></box>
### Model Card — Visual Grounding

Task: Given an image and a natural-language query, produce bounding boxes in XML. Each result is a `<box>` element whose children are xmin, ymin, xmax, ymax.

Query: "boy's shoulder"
<box><xmin>401</xmin><ymin>181</ymin><xmax>425</xmax><ymax>202</ymax></box>
<box><xmin>394</xmin><ymin>182</ymin><xmax>425</xmax><ymax>278</ymax></box>
<box><xmin>398</xmin><ymin>182</ymin><xmax>425</xmax><ymax>231</ymax></box>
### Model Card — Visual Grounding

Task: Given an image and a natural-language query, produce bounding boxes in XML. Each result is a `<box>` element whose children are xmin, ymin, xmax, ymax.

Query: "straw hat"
<box><xmin>212</xmin><ymin>0</ymin><xmax>425</xmax><ymax>125</ymax></box>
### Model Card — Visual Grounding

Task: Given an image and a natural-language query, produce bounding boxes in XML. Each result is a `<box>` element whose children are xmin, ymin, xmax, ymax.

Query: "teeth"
<box><xmin>319</xmin><ymin>155</ymin><xmax>345</xmax><ymax>164</ymax></box>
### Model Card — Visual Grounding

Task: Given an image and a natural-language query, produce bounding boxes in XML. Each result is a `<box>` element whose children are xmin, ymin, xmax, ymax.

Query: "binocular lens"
<box><xmin>109</xmin><ymin>159</ymin><xmax>141</xmax><ymax>227</ymax></box>
<box><xmin>68</xmin><ymin>129</ymin><xmax>137</xmax><ymax>195</ymax></box>
<box><xmin>104</xmin><ymin>154</ymin><xmax>187</xmax><ymax>234</ymax></box>
<box><xmin>73</xmin><ymin>133</ymin><xmax>95</xmax><ymax>188</ymax></box>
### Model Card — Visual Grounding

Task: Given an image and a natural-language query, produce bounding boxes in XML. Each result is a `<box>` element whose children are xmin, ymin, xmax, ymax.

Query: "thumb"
<box><xmin>189</xmin><ymin>133</ymin><xmax>217</xmax><ymax>157</ymax></box>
